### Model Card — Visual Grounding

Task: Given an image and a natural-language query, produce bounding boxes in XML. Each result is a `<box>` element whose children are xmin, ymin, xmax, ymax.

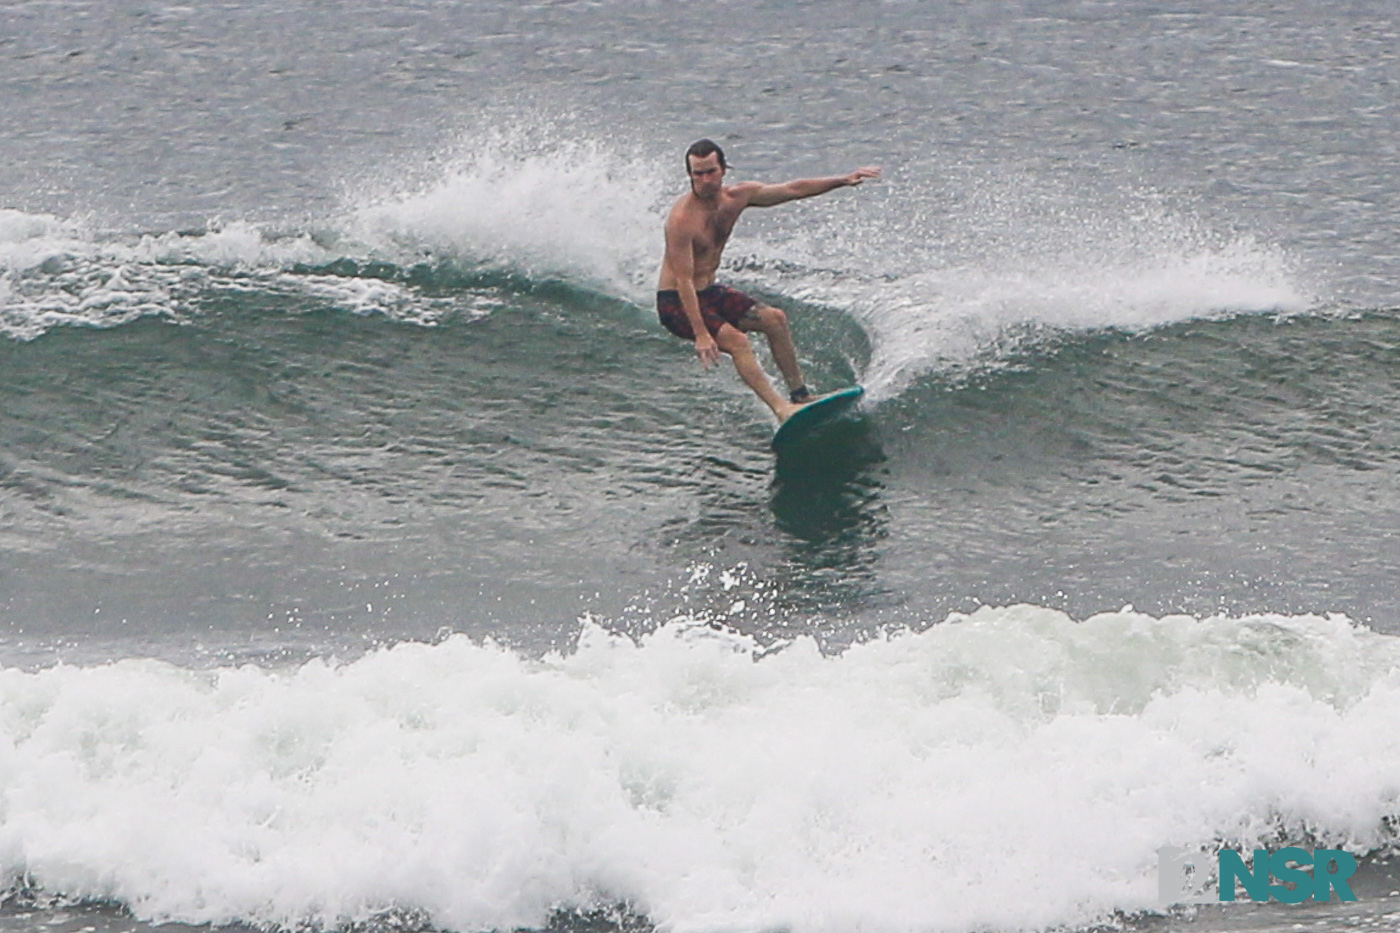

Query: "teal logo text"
<box><xmin>1158</xmin><ymin>847</ymin><xmax>1358</xmax><ymax>904</ymax></box>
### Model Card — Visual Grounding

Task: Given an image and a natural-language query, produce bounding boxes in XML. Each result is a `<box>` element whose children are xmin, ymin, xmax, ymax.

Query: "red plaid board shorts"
<box><xmin>656</xmin><ymin>284</ymin><xmax>757</xmax><ymax>339</ymax></box>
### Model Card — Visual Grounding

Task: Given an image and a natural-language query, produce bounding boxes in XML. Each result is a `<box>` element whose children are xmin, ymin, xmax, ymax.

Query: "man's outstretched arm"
<box><xmin>744</xmin><ymin>166</ymin><xmax>881</xmax><ymax>207</ymax></box>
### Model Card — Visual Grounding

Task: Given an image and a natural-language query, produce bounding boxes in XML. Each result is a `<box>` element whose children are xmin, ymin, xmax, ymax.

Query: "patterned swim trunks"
<box><xmin>656</xmin><ymin>284</ymin><xmax>757</xmax><ymax>339</ymax></box>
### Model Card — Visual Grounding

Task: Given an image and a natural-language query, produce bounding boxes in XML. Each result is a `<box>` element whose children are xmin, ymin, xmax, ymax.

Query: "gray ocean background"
<box><xmin>4</xmin><ymin>2</ymin><xmax>1400</xmax><ymax>932</ymax></box>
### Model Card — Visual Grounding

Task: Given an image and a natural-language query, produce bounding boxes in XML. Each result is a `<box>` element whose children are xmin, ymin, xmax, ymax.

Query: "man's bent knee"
<box><xmin>741</xmin><ymin>304</ymin><xmax>788</xmax><ymax>333</ymax></box>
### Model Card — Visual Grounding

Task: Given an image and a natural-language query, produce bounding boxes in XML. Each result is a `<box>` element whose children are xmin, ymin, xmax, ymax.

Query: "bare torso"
<box><xmin>657</xmin><ymin>186</ymin><xmax>751</xmax><ymax>291</ymax></box>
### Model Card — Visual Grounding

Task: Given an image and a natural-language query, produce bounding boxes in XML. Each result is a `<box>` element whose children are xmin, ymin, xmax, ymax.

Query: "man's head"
<box><xmin>685</xmin><ymin>139</ymin><xmax>727</xmax><ymax>197</ymax></box>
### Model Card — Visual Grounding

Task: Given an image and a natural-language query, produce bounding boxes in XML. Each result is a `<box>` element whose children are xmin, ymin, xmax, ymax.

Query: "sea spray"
<box><xmin>343</xmin><ymin>129</ymin><xmax>668</xmax><ymax>299</ymax></box>
<box><xmin>4</xmin><ymin>143</ymin><xmax>1310</xmax><ymax>375</ymax></box>
<box><xmin>723</xmin><ymin>167</ymin><xmax>1313</xmax><ymax>399</ymax></box>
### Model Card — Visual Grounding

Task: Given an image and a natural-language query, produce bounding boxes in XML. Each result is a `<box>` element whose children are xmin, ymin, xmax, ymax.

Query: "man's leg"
<box><xmin>714</xmin><ymin>324</ymin><xmax>799</xmax><ymax>421</ymax></box>
<box><xmin>738</xmin><ymin>304</ymin><xmax>808</xmax><ymax>398</ymax></box>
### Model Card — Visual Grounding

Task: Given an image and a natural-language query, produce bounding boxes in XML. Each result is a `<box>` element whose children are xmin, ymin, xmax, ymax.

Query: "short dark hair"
<box><xmin>685</xmin><ymin>138</ymin><xmax>727</xmax><ymax>174</ymax></box>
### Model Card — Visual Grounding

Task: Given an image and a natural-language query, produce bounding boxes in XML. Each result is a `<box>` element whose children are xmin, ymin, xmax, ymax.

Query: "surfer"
<box><xmin>657</xmin><ymin>139</ymin><xmax>880</xmax><ymax>422</ymax></box>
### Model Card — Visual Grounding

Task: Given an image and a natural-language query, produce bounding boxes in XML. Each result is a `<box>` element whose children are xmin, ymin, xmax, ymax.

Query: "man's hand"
<box><xmin>695</xmin><ymin>333</ymin><xmax>720</xmax><ymax>369</ymax></box>
<box><xmin>843</xmin><ymin>166</ymin><xmax>882</xmax><ymax>186</ymax></box>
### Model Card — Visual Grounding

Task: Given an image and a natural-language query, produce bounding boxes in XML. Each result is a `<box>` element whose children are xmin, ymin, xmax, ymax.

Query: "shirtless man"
<box><xmin>657</xmin><ymin>139</ymin><xmax>881</xmax><ymax>422</ymax></box>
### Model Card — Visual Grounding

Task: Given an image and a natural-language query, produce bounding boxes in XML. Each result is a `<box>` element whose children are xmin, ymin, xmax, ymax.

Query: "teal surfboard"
<box><xmin>771</xmin><ymin>385</ymin><xmax>865</xmax><ymax>452</ymax></box>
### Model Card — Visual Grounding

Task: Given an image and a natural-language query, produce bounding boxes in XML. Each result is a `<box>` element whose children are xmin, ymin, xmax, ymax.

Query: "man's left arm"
<box><xmin>744</xmin><ymin>167</ymin><xmax>881</xmax><ymax>207</ymax></box>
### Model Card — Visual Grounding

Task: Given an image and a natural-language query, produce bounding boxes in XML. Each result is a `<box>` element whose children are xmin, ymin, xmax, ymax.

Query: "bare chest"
<box><xmin>693</xmin><ymin>206</ymin><xmax>742</xmax><ymax>257</ymax></box>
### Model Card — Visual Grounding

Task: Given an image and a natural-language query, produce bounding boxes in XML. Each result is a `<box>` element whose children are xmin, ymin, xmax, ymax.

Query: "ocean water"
<box><xmin>3</xmin><ymin>1</ymin><xmax>1400</xmax><ymax>932</ymax></box>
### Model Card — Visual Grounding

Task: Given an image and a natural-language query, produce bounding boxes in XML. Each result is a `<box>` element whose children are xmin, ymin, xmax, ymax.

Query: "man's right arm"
<box><xmin>664</xmin><ymin>223</ymin><xmax>720</xmax><ymax>368</ymax></box>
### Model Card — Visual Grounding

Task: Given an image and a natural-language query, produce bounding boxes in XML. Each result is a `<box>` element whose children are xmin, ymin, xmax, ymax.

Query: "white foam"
<box><xmin>0</xmin><ymin>207</ymin><xmax>187</xmax><ymax>340</ymax></box>
<box><xmin>1</xmin><ymin>606</ymin><xmax>1397</xmax><ymax>932</ymax></box>
<box><xmin>0</xmin><ymin>209</ymin><xmax>84</xmax><ymax>262</ymax></box>
<box><xmin>0</xmin><ymin>209</ymin><xmax>442</xmax><ymax>339</ymax></box>
<box><xmin>0</xmin><ymin>212</ymin><xmax>326</xmax><ymax>279</ymax></box>
<box><xmin>127</xmin><ymin>221</ymin><xmax>330</xmax><ymax>269</ymax></box>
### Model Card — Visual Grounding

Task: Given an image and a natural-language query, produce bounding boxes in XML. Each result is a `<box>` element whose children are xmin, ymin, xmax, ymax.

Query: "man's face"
<box><xmin>687</xmin><ymin>153</ymin><xmax>725</xmax><ymax>197</ymax></box>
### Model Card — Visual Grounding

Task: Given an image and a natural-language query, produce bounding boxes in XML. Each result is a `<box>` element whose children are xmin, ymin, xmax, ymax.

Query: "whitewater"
<box><xmin>4</xmin><ymin>607</ymin><xmax>1398</xmax><ymax>933</ymax></box>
